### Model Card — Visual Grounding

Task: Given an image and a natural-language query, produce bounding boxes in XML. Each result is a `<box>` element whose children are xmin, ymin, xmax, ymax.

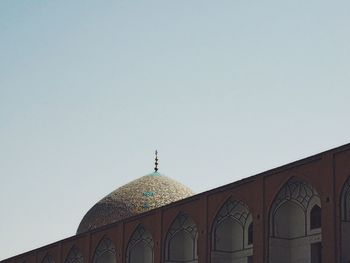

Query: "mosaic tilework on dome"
<box><xmin>77</xmin><ymin>172</ymin><xmax>194</xmax><ymax>234</ymax></box>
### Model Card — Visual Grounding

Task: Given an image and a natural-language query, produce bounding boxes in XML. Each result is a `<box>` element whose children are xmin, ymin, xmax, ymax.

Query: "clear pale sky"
<box><xmin>1</xmin><ymin>0</ymin><xmax>350</xmax><ymax>260</ymax></box>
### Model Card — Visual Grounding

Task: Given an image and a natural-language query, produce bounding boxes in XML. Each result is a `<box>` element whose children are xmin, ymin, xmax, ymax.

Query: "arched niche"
<box><xmin>211</xmin><ymin>197</ymin><xmax>253</xmax><ymax>263</ymax></box>
<box><xmin>269</xmin><ymin>177</ymin><xmax>322</xmax><ymax>263</ymax></box>
<box><xmin>164</xmin><ymin>212</ymin><xmax>198</xmax><ymax>263</ymax></box>
<box><xmin>42</xmin><ymin>254</ymin><xmax>55</xmax><ymax>263</ymax></box>
<box><xmin>126</xmin><ymin>225</ymin><xmax>154</xmax><ymax>263</ymax></box>
<box><xmin>310</xmin><ymin>204</ymin><xmax>321</xmax><ymax>230</ymax></box>
<box><xmin>341</xmin><ymin>177</ymin><xmax>350</xmax><ymax>262</ymax></box>
<box><xmin>65</xmin><ymin>245</ymin><xmax>84</xmax><ymax>263</ymax></box>
<box><xmin>93</xmin><ymin>237</ymin><xmax>117</xmax><ymax>263</ymax></box>
<box><xmin>247</xmin><ymin>223</ymin><xmax>253</xmax><ymax>245</ymax></box>
<box><xmin>274</xmin><ymin>201</ymin><xmax>305</xmax><ymax>238</ymax></box>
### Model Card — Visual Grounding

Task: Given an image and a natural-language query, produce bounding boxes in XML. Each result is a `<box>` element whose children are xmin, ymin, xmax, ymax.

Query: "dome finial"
<box><xmin>154</xmin><ymin>150</ymin><xmax>159</xmax><ymax>172</ymax></box>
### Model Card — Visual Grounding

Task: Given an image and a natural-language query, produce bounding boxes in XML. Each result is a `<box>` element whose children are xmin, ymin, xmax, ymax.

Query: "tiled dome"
<box><xmin>77</xmin><ymin>172</ymin><xmax>194</xmax><ymax>234</ymax></box>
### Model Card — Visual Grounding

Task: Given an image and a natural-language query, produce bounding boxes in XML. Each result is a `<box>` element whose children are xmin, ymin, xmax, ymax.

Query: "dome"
<box><xmin>77</xmin><ymin>171</ymin><xmax>194</xmax><ymax>234</ymax></box>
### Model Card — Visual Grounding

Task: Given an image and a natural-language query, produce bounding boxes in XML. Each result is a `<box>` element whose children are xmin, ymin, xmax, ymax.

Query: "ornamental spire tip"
<box><xmin>154</xmin><ymin>150</ymin><xmax>159</xmax><ymax>172</ymax></box>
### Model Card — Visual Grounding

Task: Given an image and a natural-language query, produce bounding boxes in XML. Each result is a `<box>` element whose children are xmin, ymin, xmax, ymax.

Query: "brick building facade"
<box><xmin>3</xmin><ymin>143</ymin><xmax>350</xmax><ymax>263</ymax></box>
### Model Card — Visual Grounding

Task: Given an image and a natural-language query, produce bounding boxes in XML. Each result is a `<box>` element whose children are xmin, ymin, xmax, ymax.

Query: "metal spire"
<box><xmin>154</xmin><ymin>150</ymin><xmax>159</xmax><ymax>172</ymax></box>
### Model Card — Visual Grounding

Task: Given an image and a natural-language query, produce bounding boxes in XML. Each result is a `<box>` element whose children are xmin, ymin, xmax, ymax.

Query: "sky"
<box><xmin>1</xmin><ymin>0</ymin><xmax>350</xmax><ymax>260</ymax></box>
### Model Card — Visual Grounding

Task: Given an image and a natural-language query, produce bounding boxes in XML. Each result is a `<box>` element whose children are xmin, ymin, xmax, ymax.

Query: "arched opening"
<box><xmin>42</xmin><ymin>254</ymin><xmax>55</xmax><ymax>263</ymax></box>
<box><xmin>165</xmin><ymin>212</ymin><xmax>198</xmax><ymax>263</ymax></box>
<box><xmin>248</xmin><ymin>223</ymin><xmax>253</xmax><ymax>245</ymax></box>
<box><xmin>93</xmin><ymin>237</ymin><xmax>117</xmax><ymax>263</ymax></box>
<box><xmin>211</xmin><ymin>197</ymin><xmax>253</xmax><ymax>263</ymax></box>
<box><xmin>269</xmin><ymin>178</ymin><xmax>322</xmax><ymax>263</ymax></box>
<box><xmin>310</xmin><ymin>205</ymin><xmax>321</xmax><ymax>230</ymax></box>
<box><xmin>65</xmin><ymin>245</ymin><xmax>84</xmax><ymax>263</ymax></box>
<box><xmin>126</xmin><ymin>225</ymin><xmax>154</xmax><ymax>263</ymax></box>
<box><xmin>341</xmin><ymin>177</ymin><xmax>350</xmax><ymax>262</ymax></box>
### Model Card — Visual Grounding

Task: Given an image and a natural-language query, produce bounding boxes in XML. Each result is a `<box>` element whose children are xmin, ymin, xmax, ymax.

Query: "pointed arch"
<box><xmin>93</xmin><ymin>237</ymin><xmax>117</xmax><ymax>263</ymax></box>
<box><xmin>165</xmin><ymin>212</ymin><xmax>198</xmax><ymax>263</ymax></box>
<box><xmin>269</xmin><ymin>177</ymin><xmax>322</xmax><ymax>263</ymax></box>
<box><xmin>211</xmin><ymin>197</ymin><xmax>253</xmax><ymax>263</ymax></box>
<box><xmin>42</xmin><ymin>254</ymin><xmax>55</xmax><ymax>263</ymax></box>
<box><xmin>126</xmin><ymin>224</ymin><xmax>154</xmax><ymax>263</ymax></box>
<box><xmin>65</xmin><ymin>245</ymin><xmax>84</xmax><ymax>263</ymax></box>
<box><xmin>270</xmin><ymin>178</ymin><xmax>317</xmax><ymax>213</ymax></box>
<box><xmin>269</xmin><ymin>177</ymin><xmax>320</xmax><ymax>237</ymax></box>
<box><xmin>212</xmin><ymin>197</ymin><xmax>251</xmax><ymax>251</ymax></box>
